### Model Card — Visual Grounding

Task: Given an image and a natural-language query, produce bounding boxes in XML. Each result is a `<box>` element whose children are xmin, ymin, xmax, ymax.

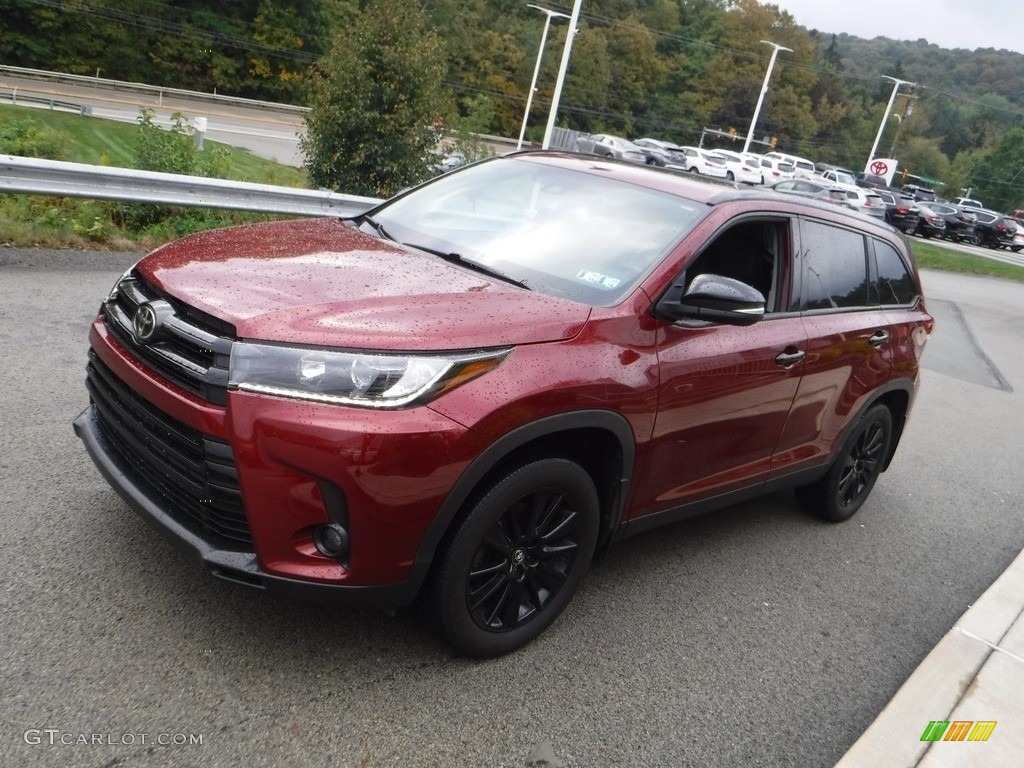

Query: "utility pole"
<box><xmin>867</xmin><ymin>76</ymin><xmax>916</xmax><ymax>165</ymax></box>
<box><xmin>542</xmin><ymin>0</ymin><xmax>583</xmax><ymax>150</ymax></box>
<box><xmin>517</xmin><ymin>5</ymin><xmax>571</xmax><ymax>151</ymax></box>
<box><xmin>742</xmin><ymin>41</ymin><xmax>791</xmax><ymax>154</ymax></box>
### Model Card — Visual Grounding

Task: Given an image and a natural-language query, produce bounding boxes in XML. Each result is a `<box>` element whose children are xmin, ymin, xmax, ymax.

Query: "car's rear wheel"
<box><xmin>796</xmin><ymin>404</ymin><xmax>892</xmax><ymax>523</ymax></box>
<box><xmin>726</xmin><ymin>171</ymin><xmax>735</xmax><ymax>181</ymax></box>
<box><xmin>424</xmin><ymin>459</ymin><xmax>599</xmax><ymax>657</ymax></box>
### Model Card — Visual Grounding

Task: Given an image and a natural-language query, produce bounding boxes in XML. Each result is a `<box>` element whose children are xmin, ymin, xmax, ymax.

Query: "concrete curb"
<box><xmin>835</xmin><ymin>547</ymin><xmax>1024</xmax><ymax>766</ymax></box>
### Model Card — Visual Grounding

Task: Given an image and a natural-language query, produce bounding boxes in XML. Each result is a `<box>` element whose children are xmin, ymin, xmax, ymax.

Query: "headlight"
<box><xmin>229</xmin><ymin>343</ymin><xmax>509</xmax><ymax>408</ymax></box>
<box><xmin>107</xmin><ymin>265</ymin><xmax>138</xmax><ymax>303</ymax></box>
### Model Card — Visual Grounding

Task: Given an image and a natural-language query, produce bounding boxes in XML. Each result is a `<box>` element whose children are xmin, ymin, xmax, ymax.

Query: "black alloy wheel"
<box><xmin>796</xmin><ymin>404</ymin><xmax>893</xmax><ymax>523</ymax></box>
<box><xmin>425</xmin><ymin>459</ymin><xmax>600</xmax><ymax>657</ymax></box>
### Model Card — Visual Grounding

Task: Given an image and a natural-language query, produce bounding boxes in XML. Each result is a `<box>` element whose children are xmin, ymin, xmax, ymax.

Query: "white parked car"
<box><xmin>1012</xmin><ymin>221</ymin><xmax>1024</xmax><ymax>253</ymax></box>
<box><xmin>818</xmin><ymin>167</ymin><xmax>859</xmax><ymax>190</ymax></box>
<box><xmin>710</xmin><ymin>150</ymin><xmax>762</xmax><ymax>184</ymax></box>
<box><xmin>748</xmin><ymin>154</ymin><xmax>795</xmax><ymax>184</ymax></box>
<box><xmin>676</xmin><ymin>146</ymin><xmax>729</xmax><ymax>179</ymax></box>
<box><xmin>765</xmin><ymin>151</ymin><xmax>816</xmax><ymax>179</ymax></box>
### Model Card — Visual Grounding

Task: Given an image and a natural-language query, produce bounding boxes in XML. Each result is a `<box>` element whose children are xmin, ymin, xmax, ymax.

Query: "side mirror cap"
<box><xmin>656</xmin><ymin>273</ymin><xmax>766</xmax><ymax>326</ymax></box>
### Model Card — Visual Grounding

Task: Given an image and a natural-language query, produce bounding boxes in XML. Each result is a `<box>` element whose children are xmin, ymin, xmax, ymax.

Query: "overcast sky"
<box><xmin>772</xmin><ymin>0</ymin><xmax>1024</xmax><ymax>55</ymax></box>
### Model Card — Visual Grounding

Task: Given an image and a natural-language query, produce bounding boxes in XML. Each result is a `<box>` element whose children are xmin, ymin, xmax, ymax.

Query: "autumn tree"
<box><xmin>301</xmin><ymin>0</ymin><xmax>449</xmax><ymax>197</ymax></box>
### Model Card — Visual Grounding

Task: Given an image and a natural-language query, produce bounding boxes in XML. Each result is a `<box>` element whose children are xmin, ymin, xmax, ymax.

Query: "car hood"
<box><xmin>137</xmin><ymin>218</ymin><xmax>590</xmax><ymax>350</ymax></box>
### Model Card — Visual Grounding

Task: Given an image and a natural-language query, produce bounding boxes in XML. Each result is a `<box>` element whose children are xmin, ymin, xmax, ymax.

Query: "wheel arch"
<box><xmin>867</xmin><ymin>383</ymin><xmax>914</xmax><ymax>471</ymax></box>
<box><xmin>408</xmin><ymin>410</ymin><xmax>636</xmax><ymax>596</ymax></box>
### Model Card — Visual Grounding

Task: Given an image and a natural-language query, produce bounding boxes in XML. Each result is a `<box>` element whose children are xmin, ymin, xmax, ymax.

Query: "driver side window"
<box><xmin>682</xmin><ymin>219</ymin><xmax>791</xmax><ymax>313</ymax></box>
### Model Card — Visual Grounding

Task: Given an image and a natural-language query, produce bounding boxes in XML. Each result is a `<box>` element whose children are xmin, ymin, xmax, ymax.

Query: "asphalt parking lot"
<box><xmin>2</xmin><ymin>249</ymin><xmax>1022</xmax><ymax>767</ymax></box>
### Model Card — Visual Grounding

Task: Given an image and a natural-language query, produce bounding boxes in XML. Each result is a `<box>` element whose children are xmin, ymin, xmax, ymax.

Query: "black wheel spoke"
<box><xmin>468</xmin><ymin>572</ymin><xmax>507</xmax><ymax>613</ymax></box>
<box><xmin>468</xmin><ymin>560</ymin><xmax>506</xmax><ymax>580</ymax></box>
<box><xmin>540</xmin><ymin>509</ymin><xmax>578</xmax><ymax>542</ymax></box>
<box><xmin>483</xmin><ymin>581</ymin><xmax>514</xmax><ymax>628</ymax></box>
<box><xmin>481</xmin><ymin>527</ymin><xmax>512</xmax><ymax>556</ymax></box>
<box><xmin>534</xmin><ymin>560</ymin><xmax>569</xmax><ymax>592</ymax></box>
<box><xmin>530</xmin><ymin>491</ymin><xmax>563</xmax><ymax>539</ymax></box>
<box><xmin>540</xmin><ymin>541</ymin><xmax>579</xmax><ymax>557</ymax></box>
<box><xmin>500</xmin><ymin>581</ymin><xmax>528</xmax><ymax>627</ymax></box>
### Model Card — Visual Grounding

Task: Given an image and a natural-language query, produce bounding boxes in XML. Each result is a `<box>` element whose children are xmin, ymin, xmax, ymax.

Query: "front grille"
<box><xmin>87</xmin><ymin>351</ymin><xmax>252</xmax><ymax>548</ymax></box>
<box><xmin>104</xmin><ymin>272</ymin><xmax>235</xmax><ymax>405</ymax></box>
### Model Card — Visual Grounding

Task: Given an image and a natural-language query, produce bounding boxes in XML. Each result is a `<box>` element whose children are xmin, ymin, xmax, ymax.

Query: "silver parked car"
<box><xmin>842</xmin><ymin>188</ymin><xmax>887</xmax><ymax>220</ymax></box>
<box><xmin>574</xmin><ymin>134</ymin><xmax>647</xmax><ymax>164</ymax></box>
<box><xmin>772</xmin><ymin>179</ymin><xmax>850</xmax><ymax>207</ymax></box>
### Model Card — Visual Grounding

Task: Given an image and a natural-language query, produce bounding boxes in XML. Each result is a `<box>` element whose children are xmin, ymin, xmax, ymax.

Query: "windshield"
<box><xmin>369</xmin><ymin>157</ymin><xmax>706</xmax><ymax>306</ymax></box>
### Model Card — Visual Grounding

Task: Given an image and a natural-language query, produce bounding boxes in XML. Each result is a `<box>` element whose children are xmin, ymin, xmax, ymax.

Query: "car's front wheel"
<box><xmin>796</xmin><ymin>404</ymin><xmax>892</xmax><ymax>523</ymax></box>
<box><xmin>424</xmin><ymin>459</ymin><xmax>600</xmax><ymax>657</ymax></box>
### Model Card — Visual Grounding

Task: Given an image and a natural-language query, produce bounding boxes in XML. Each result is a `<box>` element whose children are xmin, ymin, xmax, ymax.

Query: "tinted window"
<box><xmin>873</xmin><ymin>241</ymin><xmax>917</xmax><ymax>305</ymax></box>
<box><xmin>799</xmin><ymin>220</ymin><xmax>869</xmax><ymax>310</ymax></box>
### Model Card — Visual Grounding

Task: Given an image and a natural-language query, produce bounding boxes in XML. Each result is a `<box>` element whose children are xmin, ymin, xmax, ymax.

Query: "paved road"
<box><xmin>917</xmin><ymin>233</ymin><xmax>1024</xmax><ymax>268</ymax></box>
<box><xmin>1</xmin><ymin>250</ymin><xmax>1022</xmax><ymax>767</ymax></box>
<box><xmin>0</xmin><ymin>74</ymin><xmax>305</xmax><ymax>166</ymax></box>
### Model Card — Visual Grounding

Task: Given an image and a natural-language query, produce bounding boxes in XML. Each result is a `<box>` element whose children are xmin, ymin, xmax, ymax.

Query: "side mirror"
<box><xmin>656</xmin><ymin>274</ymin><xmax>766</xmax><ymax>326</ymax></box>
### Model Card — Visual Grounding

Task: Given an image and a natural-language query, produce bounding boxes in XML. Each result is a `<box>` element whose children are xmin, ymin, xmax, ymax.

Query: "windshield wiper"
<box><xmin>401</xmin><ymin>242</ymin><xmax>532</xmax><ymax>290</ymax></box>
<box><xmin>351</xmin><ymin>213</ymin><xmax>395</xmax><ymax>242</ymax></box>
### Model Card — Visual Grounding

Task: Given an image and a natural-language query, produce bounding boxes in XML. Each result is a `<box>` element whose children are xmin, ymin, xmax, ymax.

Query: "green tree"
<box><xmin>301</xmin><ymin>0</ymin><xmax>449</xmax><ymax>196</ymax></box>
<box><xmin>967</xmin><ymin>128</ymin><xmax>1024</xmax><ymax>211</ymax></box>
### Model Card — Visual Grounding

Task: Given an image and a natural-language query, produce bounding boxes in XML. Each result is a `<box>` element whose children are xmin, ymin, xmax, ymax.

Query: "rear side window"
<box><xmin>799</xmin><ymin>220</ymin><xmax>869</xmax><ymax>310</ymax></box>
<box><xmin>873</xmin><ymin>240</ymin><xmax>917</xmax><ymax>305</ymax></box>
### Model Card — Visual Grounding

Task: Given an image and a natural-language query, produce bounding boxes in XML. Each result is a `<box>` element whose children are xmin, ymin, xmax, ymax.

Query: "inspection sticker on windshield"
<box><xmin>576</xmin><ymin>270</ymin><xmax>621</xmax><ymax>289</ymax></box>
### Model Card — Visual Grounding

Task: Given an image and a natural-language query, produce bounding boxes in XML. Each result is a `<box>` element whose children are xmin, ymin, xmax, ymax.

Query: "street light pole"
<box><xmin>517</xmin><ymin>5</ymin><xmax>571</xmax><ymax>151</ymax></box>
<box><xmin>867</xmin><ymin>76</ymin><xmax>916</xmax><ymax>165</ymax></box>
<box><xmin>542</xmin><ymin>0</ymin><xmax>583</xmax><ymax>150</ymax></box>
<box><xmin>742</xmin><ymin>41</ymin><xmax>791</xmax><ymax>154</ymax></box>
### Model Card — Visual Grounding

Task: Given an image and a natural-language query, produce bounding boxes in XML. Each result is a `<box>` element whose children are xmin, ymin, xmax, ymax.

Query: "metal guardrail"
<box><xmin>0</xmin><ymin>89</ymin><xmax>87</xmax><ymax>114</ymax></box>
<box><xmin>0</xmin><ymin>155</ymin><xmax>383</xmax><ymax>218</ymax></box>
<box><xmin>0</xmin><ymin>65</ymin><xmax>309</xmax><ymax>114</ymax></box>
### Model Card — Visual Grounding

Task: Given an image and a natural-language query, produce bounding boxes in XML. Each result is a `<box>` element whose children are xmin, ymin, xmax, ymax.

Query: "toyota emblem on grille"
<box><xmin>132</xmin><ymin>301</ymin><xmax>171</xmax><ymax>344</ymax></box>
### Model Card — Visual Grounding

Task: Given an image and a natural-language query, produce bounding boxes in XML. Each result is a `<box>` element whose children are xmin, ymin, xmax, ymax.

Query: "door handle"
<box><xmin>775</xmin><ymin>349</ymin><xmax>806</xmax><ymax>367</ymax></box>
<box><xmin>868</xmin><ymin>330</ymin><xmax>890</xmax><ymax>347</ymax></box>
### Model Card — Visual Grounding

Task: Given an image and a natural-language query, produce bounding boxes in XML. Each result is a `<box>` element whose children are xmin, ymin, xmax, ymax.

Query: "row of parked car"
<box><xmin>572</xmin><ymin>134</ymin><xmax>1024</xmax><ymax>252</ymax></box>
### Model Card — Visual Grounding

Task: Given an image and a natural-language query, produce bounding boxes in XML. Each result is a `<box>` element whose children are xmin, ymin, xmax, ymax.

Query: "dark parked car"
<box><xmin>633</xmin><ymin>138</ymin><xmax>688</xmax><ymax>169</ymax></box>
<box><xmin>75</xmin><ymin>152</ymin><xmax>933</xmax><ymax>657</ymax></box>
<box><xmin>876</xmin><ymin>190</ymin><xmax>920</xmax><ymax>234</ymax></box>
<box><xmin>855</xmin><ymin>173</ymin><xmax>890</xmax><ymax>190</ymax></box>
<box><xmin>972</xmin><ymin>210</ymin><xmax>1018</xmax><ymax>249</ymax></box>
<box><xmin>921</xmin><ymin>202</ymin><xmax>978</xmax><ymax>243</ymax></box>
<box><xmin>914</xmin><ymin>202</ymin><xmax>948</xmax><ymax>239</ymax></box>
<box><xmin>901</xmin><ymin>184</ymin><xmax>936</xmax><ymax>203</ymax></box>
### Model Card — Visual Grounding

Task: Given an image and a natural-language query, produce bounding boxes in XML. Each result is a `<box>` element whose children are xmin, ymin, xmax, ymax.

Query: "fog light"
<box><xmin>312</xmin><ymin>524</ymin><xmax>350</xmax><ymax>559</ymax></box>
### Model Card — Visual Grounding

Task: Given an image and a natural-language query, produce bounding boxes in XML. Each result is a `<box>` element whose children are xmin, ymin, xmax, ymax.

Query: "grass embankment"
<box><xmin>910</xmin><ymin>240</ymin><xmax>1024</xmax><ymax>283</ymax></box>
<box><xmin>0</xmin><ymin>105</ymin><xmax>308</xmax><ymax>250</ymax></box>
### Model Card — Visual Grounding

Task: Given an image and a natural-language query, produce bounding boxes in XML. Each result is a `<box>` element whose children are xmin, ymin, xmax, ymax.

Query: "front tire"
<box><xmin>424</xmin><ymin>459</ymin><xmax>600</xmax><ymax>657</ymax></box>
<box><xmin>796</xmin><ymin>405</ymin><xmax>893</xmax><ymax>523</ymax></box>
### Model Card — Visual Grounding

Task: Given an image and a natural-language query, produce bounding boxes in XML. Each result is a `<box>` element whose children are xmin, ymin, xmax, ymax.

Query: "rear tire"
<box><xmin>423</xmin><ymin>459</ymin><xmax>600</xmax><ymax>657</ymax></box>
<box><xmin>796</xmin><ymin>405</ymin><xmax>892</xmax><ymax>523</ymax></box>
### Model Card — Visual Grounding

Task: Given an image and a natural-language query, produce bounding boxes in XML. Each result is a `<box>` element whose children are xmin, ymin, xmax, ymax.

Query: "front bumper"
<box><xmin>74</xmin><ymin>404</ymin><xmax>421</xmax><ymax>608</ymax></box>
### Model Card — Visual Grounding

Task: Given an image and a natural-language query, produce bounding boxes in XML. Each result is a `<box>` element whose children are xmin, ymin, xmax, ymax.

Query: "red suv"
<box><xmin>75</xmin><ymin>152</ymin><xmax>933</xmax><ymax>656</ymax></box>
